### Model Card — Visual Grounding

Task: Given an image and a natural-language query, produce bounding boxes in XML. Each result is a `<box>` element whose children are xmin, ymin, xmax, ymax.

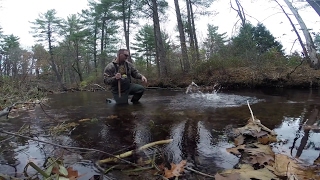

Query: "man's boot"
<box><xmin>131</xmin><ymin>93</ymin><xmax>143</xmax><ymax>104</ymax></box>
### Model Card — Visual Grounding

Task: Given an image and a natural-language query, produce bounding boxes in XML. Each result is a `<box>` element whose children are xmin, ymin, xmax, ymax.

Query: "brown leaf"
<box><xmin>272</xmin><ymin>154</ymin><xmax>320</xmax><ymax>179</ymax></box>
<box><xmin>244</xmin><ymin>153</ymin><xmax>274</xmax><ymax>166</ymax></box>
<box><xmin>226</xmin><ymin>145</ymin><xmax>245</xmax><ymax>155</ymax></box>
<box><xmin>66</xmin><ymin>167</ymin><xmax>78</xmax><ymax>178</ymax></box>
<box><xmin>234</xmin><ymin>135</ymin><xmax>245</xmax><ymax>146</ymax></box>
<box><xmin>244</xmin><ymin>143</ymin><xmax>274</xmax><ymax>156</ymax></box>
<box><xmin>237</xmin><ymin>122</ymin><xmax>261</xmax><ymax>136</ymax></box>
<box><xmin>164</xmin><ymin>160</ymin><xmax>187</xmax><ymax>179</ymax></box>
<box><xmin>258</xmin><ymin>134</ymin><xmax>278</xmax><ymax>144</ymax></box>
<box><xmin>221</xmin><ymin>164</ymin><xmax>278</xmax><ymax>180</ymax></box>
<box><xmin>215</xmin><ymin>172</ymin><xmax>241</xmax><ymax>180</ymax></box>
<box><xmin>52</xmin><ymin>166</ymin><xmax>83</xmax><ymax>179</ymax></box>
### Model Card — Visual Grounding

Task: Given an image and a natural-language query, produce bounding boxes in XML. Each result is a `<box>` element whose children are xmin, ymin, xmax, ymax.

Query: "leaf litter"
<box><xmin>216</xmin><ymin>113</ymin><xmax>320</xmax><ymax>180</ymax></box>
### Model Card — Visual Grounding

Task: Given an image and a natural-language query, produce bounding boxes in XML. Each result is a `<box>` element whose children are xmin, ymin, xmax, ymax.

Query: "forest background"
<box><xmin>0</xmin><ymin>0</ymin><xmax>320</xmax><ymax>108</ymax></box>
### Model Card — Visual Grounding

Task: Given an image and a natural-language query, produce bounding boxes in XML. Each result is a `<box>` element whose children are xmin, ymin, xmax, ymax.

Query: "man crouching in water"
<box><xmin>103</xmin><ymin>49</ymin><xmax>147</xmax><ymax>104</ymax></box>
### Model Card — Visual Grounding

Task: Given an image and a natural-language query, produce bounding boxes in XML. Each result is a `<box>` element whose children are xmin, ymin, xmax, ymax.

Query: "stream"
<box><xmin>0</xmin><ymin>87</ymin><xmax>319</xmax><ymax>179</ymax></box>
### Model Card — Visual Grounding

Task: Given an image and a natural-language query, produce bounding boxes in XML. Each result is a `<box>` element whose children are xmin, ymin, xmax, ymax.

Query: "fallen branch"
<box><xmin>98</xmin><ymin>139</ymin><xmax>173</xmax><ymax>164</ymax></box>
<box><xmin>186</xmin><ymin>167</ymin><xmax>215</xmax><ymax>178</ymax></box>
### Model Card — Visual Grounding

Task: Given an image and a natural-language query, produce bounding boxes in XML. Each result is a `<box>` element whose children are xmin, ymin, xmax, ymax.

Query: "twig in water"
<box><xmin>99</xmin><ymin>139</ymin><xmax>173</xmax><ymax>164</ymax></box>
<box><xmin>247</xmin><ymin>100</ymin><xmax>255</xmax><ymax>121</ymax></box>
<box><xmin>185</xmin><ymin>167</ymin><xmax>215</xmax><ymax>178</ymax></box>
<box><xmin>39</xmin><ymin>102</ymin><xmax>56</xmax><ymax>120</ymax></box>
<box><xmin>0</xmin><ymin>123</ymin><xmax>27</xmax><ymax>143</ymax></box>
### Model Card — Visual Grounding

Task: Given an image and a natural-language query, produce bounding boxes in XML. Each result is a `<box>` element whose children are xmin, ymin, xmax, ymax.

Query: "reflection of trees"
<box><xmin>181</xmin><ymin>118</ymin><xmax>198</xmax><ymax>166</ymax></box>
<box><xmin>290</xmin><ymin>104</ymin><xmax>319</xmax><ymax>159</ymax></box>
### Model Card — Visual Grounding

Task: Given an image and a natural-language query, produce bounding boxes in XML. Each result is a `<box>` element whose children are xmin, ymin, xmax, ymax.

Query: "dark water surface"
<box><xmin>1</xmin><ymin>88</ymin><xmax>320</xmax><ymax>179</ymax></box>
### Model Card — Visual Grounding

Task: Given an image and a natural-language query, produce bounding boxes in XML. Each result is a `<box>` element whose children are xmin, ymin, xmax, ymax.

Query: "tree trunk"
<box><xmin>307</xmin><ymin>0</ymin><xmax>320</xmax><ymax>17</ymax></box>
<box><xmin>283</xmin><ymin>0</ymin><xmax>319</xmax><ymax>69</ymax></box>
<box><xmin>75</xmin><ymin>41</ymin><xmax>83</xmax><ymax>82</ymax></box>
<box><xmin>174</xmin><ymin>0</ymin><xmax>190</xmax><ymax>72</ymax></box>
<box><xmin>152</xmin><ymin>26</ymin><xmax>161</xmax><ymax>78</ymax></box>
<box><xmin>0</xmin><ymin>54</ymin><xmax>2</xmax><ymax>76</ymax></box>
<box><xmin>274</xmin><ymin>0</ymin><xmax>309</xmax><ymax>61</ymax></box>
<box><xmin>189</xmin><ymin>2</ymin><xmax>200</xmax><ymax>62</ymax></box>
<box><xmin>152</xmin><ymin>0</ymin><xmax>167</xmax><ymax>78</ymax></box>
<box><xmin>100</xmin><ymin>15</ymin><xmax>107</xmax><ymax>71</ymax></box>
<box><xmin>186</xmin><ymin>0</ymin><xmax>196</xmax><ymax>63</ymax></box>
<box><xmin>94</xmin><ymin>21</ymin><xmax>98</xmax><ymax>77</ymax></box>
<box><xmin>234</xmin><ymin>0</ymin><xmax>246</xmax><ymax>26</ymax></box>
<box><xmin>122</xmin><ymin>0</ymin><xmax>132</xmax><ymax>62</ymax></box>
<box><xmin>48</xmin><ymin>29</ymin><xmax>66</xmax><ymax>90</ymax></box>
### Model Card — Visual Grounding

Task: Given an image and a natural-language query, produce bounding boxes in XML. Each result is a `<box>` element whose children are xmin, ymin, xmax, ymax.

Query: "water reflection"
<box><xmin>0</xmin><ymin>88</ymin><xmax>319</xmax><ymax>179</ymax></box>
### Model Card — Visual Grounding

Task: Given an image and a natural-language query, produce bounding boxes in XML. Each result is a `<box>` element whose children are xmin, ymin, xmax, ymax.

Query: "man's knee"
<box><xmin>130</xmin><ymin>84</ymin><xmax>145</xmax><ymax>94</ymax></box>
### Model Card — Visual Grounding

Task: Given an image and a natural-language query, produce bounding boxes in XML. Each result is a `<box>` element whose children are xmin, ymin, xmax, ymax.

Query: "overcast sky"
<box><xmin>0</xmin><ymin>0</ymin><xmax>319</xmax><ymax>54</ymax></box>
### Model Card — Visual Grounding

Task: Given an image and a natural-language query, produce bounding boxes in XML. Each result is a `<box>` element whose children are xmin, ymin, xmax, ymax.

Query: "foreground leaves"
<box><xmin>164</xmin><ymin>160</ymin><xmax>187</xmax><ymax>179</ymax></box>
<box><xmin>216</xmin><ymin>164</ymin><xmax>278</xmax><ymax>180</ymax></box>
<box><xmin>220</xmin><ymin>117</ymin><xmax>320</xmax><ymax>180</ymax></box>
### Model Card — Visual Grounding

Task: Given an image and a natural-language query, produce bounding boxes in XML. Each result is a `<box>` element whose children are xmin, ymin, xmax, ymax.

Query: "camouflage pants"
<box><xmin>112</xmin><ymin>83</ymin><xmax>145</xmax><ymax>104</ymax></box>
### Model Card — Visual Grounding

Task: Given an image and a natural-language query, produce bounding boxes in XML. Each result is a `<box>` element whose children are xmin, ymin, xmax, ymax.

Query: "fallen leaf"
<box><xmin>226</xmin><ymin>145</ymin><xmax>245</xmax><ymax>155</ymax></box>
<box><xmin>272</xmin><ymin>154</ymin><xmax>320</xmax><ymax>179</ymax></box>
<box><xmin>258</xmin><ymin>134</ymin><xmax>277</xmax><ymax>144</ymax></box>
<box><xmin>221</xmin><ymin>164</ymin><xmax>278</xmax><ymax>180</ymax></box>
<box><xmin>67</xmin><ymin>167</ymin><xmax>82</xmax><ymax>180</ymax></box>
<box><xmin>237</xmin><ymin>122</ymin><xmax>261</xmax><ymax>136</ymax></box>
<box><xmin>52</xmin><ymin>166</ymin><xmax>83</xmax><ymax>179</ymax></box>
<box><xmin>234</xmin><ymin>135</ymin><xmax>245</xmax><ymax>146</ymax></box>
<box><xmin>244</xmin><ymin>143</ymin><xmax>274</xmax><ymax>156</ymax></box>
<box><xmin>215</xmin><ymin>172</ymin><xmax>241</xmax><ymax>180</ymax></box>
<box><xmin>164</xmin><ymin>160</ymin><xmax>187</xmax><ymax>179</ymax></box>
<box><xmin>243</xmin><ymin>153</ymin><xmax>274</xmax><ymax>166</ymax></box>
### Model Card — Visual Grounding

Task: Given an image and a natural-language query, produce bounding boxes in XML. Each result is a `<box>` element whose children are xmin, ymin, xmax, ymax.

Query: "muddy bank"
<box><xmin>146</xmin><ymin>65</ymin><xmax>320</xmax><ymax>90</ymax></box>
<box><xmin>33</xmin><ymin>65</ymin><xmax>320</xmax><ymax>93</ymax></box>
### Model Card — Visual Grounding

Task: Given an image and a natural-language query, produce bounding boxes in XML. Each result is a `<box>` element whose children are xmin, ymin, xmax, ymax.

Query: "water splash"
<box><xmin>175</xmin><ymin>81</ymin><xmax>262</xmax><ymax>109</ymax></box>
<box><xmin>186</xmin><ymin>81</ymin><xmax>220</xmax><ymax>95</ymax></box>
<box><xmin>185</xmin><ymin>81</ymin><xmax>201</xmax><ymax>94</ymax></box>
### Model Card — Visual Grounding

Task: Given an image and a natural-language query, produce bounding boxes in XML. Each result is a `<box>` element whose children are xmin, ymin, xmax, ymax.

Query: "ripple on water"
<box><xmin>169</xmin><ymin>92</ymin><xmax>263</xmax><ymax>110</ymax></box>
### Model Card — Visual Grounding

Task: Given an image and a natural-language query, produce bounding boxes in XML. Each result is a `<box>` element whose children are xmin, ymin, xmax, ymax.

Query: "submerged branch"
<box><xmin>99</xmin><ymin>139</ymin><xmax>173</xmax><ymax>164</ymax></box>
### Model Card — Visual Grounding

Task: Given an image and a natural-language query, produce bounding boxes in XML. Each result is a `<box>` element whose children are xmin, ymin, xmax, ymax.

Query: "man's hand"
<box><xmin>115</xmin><ymin>73</ymin><xmax>121</xmax><ymax>80</ymax></box>
<box><xmin>141</xmin><ymin>76</ymin><xmax>147</xmax><ymax>83</ymax></box>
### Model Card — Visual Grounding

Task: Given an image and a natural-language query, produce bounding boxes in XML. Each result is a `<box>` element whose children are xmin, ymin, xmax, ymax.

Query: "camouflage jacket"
<box><xmin>103</xmin><ymin>59</ymin><xmax>143</xmax><ymax>93</ymax></box>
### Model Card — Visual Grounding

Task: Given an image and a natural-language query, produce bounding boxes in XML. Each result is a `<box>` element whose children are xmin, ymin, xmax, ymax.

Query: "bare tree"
<box><xmin>230</xmin><ymin>0</ymin><xmax>246</xmax><ymax>27</ymax></box>
<box><xmin>174</xmin><ymin>0</ymin><xmax>190</xmax><ymax>72</ymax></box>
<box><xmin>274</xmin><ymin>0</ymin><xmax>308</xmax><ymax>62</ymax></box>
<box><xmin>282</xmin><ymin>0</ymin><xmax>319</xmax><ymax>69</ymax></box>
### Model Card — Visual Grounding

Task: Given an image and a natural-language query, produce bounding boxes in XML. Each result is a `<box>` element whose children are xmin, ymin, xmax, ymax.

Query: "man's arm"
<box><xmin>103</xmin><ymin>63</ymin><xmax>117</xmax><ymax>85</ymax></box>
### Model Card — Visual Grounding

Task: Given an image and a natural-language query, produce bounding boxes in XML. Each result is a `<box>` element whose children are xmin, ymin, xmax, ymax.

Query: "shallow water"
<box><xmin>0</xmin><ymin>88</ymin><xmax>319</xmax><ymax>179</ymax></box>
